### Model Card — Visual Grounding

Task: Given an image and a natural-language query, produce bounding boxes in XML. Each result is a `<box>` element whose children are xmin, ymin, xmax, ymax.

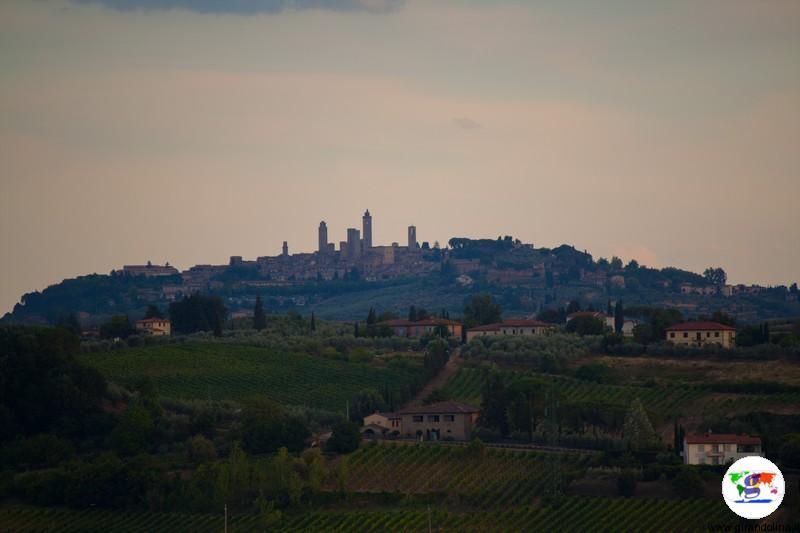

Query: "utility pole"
<box><xmin>346</xmin><ymin>399</ymin><xmax>349</xmax><ymax>421</ymax></box>
<box><xmin>224</xmin><ymin>504</ymin><xmax>228</xmax><ymax>533</ymax></box>
<box><xmin>428</xmin><ymin>505</ymin><xmax>432</xmax><ymax>533</ymax></box>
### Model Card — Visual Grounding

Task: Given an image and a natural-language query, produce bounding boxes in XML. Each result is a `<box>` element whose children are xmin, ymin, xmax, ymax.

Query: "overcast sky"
<box><xmin>1</xmin><ymin>0</ymin><xmax>798</xmax><ymax>313</ymax></box>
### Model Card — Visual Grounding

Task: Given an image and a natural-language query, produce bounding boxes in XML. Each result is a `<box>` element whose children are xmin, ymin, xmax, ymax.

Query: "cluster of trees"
<box><xmin>463</xmin><ymin>294</ymin><xmax>502</xmax><ymax>329</ymax></box>
<box><xmin>477</xmin><ymin>372</ymin><xmax>649</xmax><ymax>444</ymax></box>
<box><xmin>169</xmin><ymin>293</ymin><xmax>227</xmax><ymax>336</ymax></box>
<box><xmin>0</xmin><ymin>326</ymin><xmax>108</xmax><ymax>441</ymax></box>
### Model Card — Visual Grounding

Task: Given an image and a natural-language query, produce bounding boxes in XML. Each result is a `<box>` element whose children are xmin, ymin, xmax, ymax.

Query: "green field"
<box><xmin>342</xmin><ymin>442</ymin><xmax>589</xmax><ymax>507</ymax></box>
<box><xmin>81</xmin><ymin>343</ymin><xmax>423</xmax><ymax>410</ymax></box>
<box><xmin>1</xmin><ymin>498</ymin><xmax>738</xmax><ymax>532</ymax></box>
<box><xmin>442</xmin><ymin>367</ymin><xmax>708</xmax><ymax>415</ymax></box>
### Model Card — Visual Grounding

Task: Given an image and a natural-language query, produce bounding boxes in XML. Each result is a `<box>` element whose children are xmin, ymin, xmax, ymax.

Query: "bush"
<box><xmin>325</xmin><ymin>422</ymin><xmax>361</xmax><ymax>454</ymax></box>
<box><xmin>672</xmin><ymin>468</ymin><xmax>705</xmax><ymax>498</ymax></box>
<box><xmin>186</xmin><ymin>434</ymin><xmax>217</xmax><ymax>463</ymax></box>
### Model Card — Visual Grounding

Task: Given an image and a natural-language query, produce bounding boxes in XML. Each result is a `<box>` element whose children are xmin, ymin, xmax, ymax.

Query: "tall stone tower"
<box><xmin>347</xmin><ymin>228</ymin><xmax>361</xmax><ymax>259</ymax></box>
<box><xmin>282</xmin><ymin>241</ymin><xmax>289</xmax><ymax>257</ymax></box>
<box><xmin>408</xmin><ymin>225</ymin><xmax>417</xmax><ymax>250</ymax></box>
<box><xmin>318</xmin><ymin>221</ymin><xmax>328</xmax><ymax>253</ymax></box>
<box><xmin>362</xmin><ymin>209</ymin><xmax>372</xmax><ymax>250</ymax></box>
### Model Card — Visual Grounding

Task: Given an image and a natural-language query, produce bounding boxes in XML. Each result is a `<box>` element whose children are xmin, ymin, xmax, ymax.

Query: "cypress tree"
<box><xmin>614</xmin><ymin>300</ymin><xmax>624</xmax><ymax>334</ymax></box>
<box><xmin>253</xmin><ymin>296</ymin><xmax>267</xmax><ymax>331</ymax></box>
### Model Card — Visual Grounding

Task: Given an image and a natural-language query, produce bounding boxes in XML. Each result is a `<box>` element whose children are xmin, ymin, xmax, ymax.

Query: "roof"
<box><xmin>366</xmin><ymin>412</ymin><xmax>400</xmax><ymax>419</ymax></box>
<box><xmin>684</xmin><ymin>433</ymin><xmax>761</xmax><ymax>445</ymax></box>
<box><xmin>665</xmin><ymin>321</ymin><xmax>736</xmax><ymax>332</ymax></box>
<box><xmin>567</xmin><ymin>311</ymin><xmax>609</xmax><ymax>320</ymax></box>
<box><xmin>397</xmin><ymin>401</ymin><xmax>480</xmax><ymax>415</ymax></box>
<box><xmin>136</xmin><ymin>317</ymin><xmax>170</xmax><ymax>324</ymax></box>
<box><xmin>468</xmin><ymin>323</ymin><xmax>501</xmax><ymax>332</ymax></box>
<box><xmin>498</xmin><ymin>319</ymin><xmax>556</xmax><ymax>328</ymax></box>
<box><xmin>378</xmin><ymin>318</ymin><xmax>460</xmax><ymax>327</ymax></box>
<box><xmin>468</xmin><ymin>319</ymin><xmax>556</xmax><ymax>332</ymax></box>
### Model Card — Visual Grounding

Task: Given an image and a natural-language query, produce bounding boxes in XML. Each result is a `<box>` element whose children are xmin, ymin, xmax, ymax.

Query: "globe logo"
<box><xmin>722</xmin><ymin>456</ymin><xmax>784</xmax><ymax>520</ymax></box>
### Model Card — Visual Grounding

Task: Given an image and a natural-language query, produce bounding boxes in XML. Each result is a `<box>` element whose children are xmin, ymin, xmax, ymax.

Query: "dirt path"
<box><xmin>404</xmin><ymin>347</ymin><xmax>461</xmax><ymax>408</ymax></box>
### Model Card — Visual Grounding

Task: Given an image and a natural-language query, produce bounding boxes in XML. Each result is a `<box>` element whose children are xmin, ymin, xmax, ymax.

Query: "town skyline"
<box><xmin>1</xmin><ymin>0</ymin><xmax>798</xmax><ymax>314</ymax></box>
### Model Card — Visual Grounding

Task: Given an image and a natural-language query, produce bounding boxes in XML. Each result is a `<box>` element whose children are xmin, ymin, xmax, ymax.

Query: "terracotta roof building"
<box><xmin>683</xmin><ymin>433</ymin><xmax>761</xmax><ymax>465</ymax></box>
<box><xmin>134</xmin><ymin>317</ymin><xmax>171</xmax><ymax>336</ymax></box>
<box><xmin>665</xmin><ymin>321</ymin><xmax>736</xmax><ymax>348</ymax></box>
<box><xmin>395</xmin><ymin>401</ymin><xmax>480</xmax><ymax>441</ymax></box>
<box><xmin>377</xmin><ymin>318</ymin><xmax>462</xmax><ymax>339</ymax></box>
<box><xmin>466</xmin><ymin>319</ymin><xmax>556</xmax><ymax>341</ymax></box>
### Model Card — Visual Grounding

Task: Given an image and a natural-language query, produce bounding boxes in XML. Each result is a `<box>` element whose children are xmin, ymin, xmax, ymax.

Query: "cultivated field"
<box><xmin>80</xmin><ymin>342</ymin><xmax>424</xmax><ymax>410</ymax></box>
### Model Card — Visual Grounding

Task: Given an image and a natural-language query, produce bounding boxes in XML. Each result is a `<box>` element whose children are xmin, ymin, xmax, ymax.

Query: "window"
<box><xmin>715</xmin><ymin>332</ymin><xmax>720</xmax><ymax>337</ymax></box>
<box><xmin>670</xmin><ymin>332</ymin><xmax>675</xmax><ymax>338</ymax></box>
<box><xmin>683</xmin><ymin>332</ymin><xmax>688</xmax><ymax>338</ymax></box>
<box><xmin>706</xmin><ymin>332</ymin><xmax>711</xmax><ymax>337</ymax></box>
<box><xmin>412</xmin><ymin>415</ymin><xmax>423</xmax><ymax>422</ymax></box>
<box><xmin>427</xmin><ymin>415</ymin><xmax>440</xmax><ymax>422</ymax></box>
<box><xmin>444</xmin><ymin>415</ymin><xmax>455</xmax><ymax>422</ymax></box>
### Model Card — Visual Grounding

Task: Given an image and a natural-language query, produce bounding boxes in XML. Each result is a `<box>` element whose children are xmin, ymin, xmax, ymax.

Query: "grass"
<box><xmin>81</xmin><ymin>342</ymin><xmax>424</xmax><ymax>410</ymax></box>
<box><xmin>1</xmin><ymin>498</ymin><xmax>737</xmax><ymax>532</ymax></box>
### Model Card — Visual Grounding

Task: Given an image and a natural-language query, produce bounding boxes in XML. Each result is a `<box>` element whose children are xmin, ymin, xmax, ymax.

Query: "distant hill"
<box><xmin>3</xmin><ymin>237</ymin><xmax>798</xmax><ymax>325</ymax></box>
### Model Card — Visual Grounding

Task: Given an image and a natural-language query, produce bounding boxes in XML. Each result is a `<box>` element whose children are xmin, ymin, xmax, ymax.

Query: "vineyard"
<box><xmin>2</xmin><ymin>497</ymin><xmax>738</xmax><ymax>532</ymax></box>
<box><xmin>339</xmin><ymin>442</ymin><xmax>590</xmax><ymax>506</ymax></box>
<box><xmin>80</xmin><ymin>343</ymin><xmax>424</xmax><ymax>409</ymax></box>
<box><xmin>442</xmin><ymin>367</ymin><xmax>709</xmax><ymax>415</ymax></box>
<box><xmin>442</xmin><ymin>366</ymin><xmax>800</xmax><ymax>418</ymax></box>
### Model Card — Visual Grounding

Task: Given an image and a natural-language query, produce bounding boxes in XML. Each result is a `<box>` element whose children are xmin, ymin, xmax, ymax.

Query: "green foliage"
<box><xmin>253</xmin><ymin>295</ymin><xmax>267</xmax><ymax>331</ymax></box>
<box><xmin>672</xmin><ymin>468</ymin><xmax>705</xmax><ymax>499</ymax></box>
<box><xmin>81</xmin><ymin>342</ymin><xmax>426</xmax><ymax>411</ymax></box>
<box><xmin>0</xmin><ymin>326</ymin><xmax>107</xmax><ymax>440</ymax></box>
<box><xmin>326</xmin><ymin>421</ymin><xmax>362</xmax><ymax>454</ymax></box>
<box><xmin>422</xmin><ymin>389</ymin><xmax>451</xmax><ymax>405</ymax></box>
<box><xmin>463</xmin><ymin>294</ymin><xmax>502</xmax><ymax>328</ymax></box>
<box><xmin>107</xmin><ymin>402</ymin><xmax>155</xmax><ymax>456</ymax></box>
<box><xmin>144</xmin><ymin>304</ymin><xmax>164</xmax><ymax>319</ymax></box>
<box><xmin>566</xmin><ymin>316</ymin><xmax>606</xmax><ymax>336</ymax></box>
<box><xmin>186</xmin><ymin>434</ymin><xmax>217</xmax><ymax>463</ymax></box>
<box><xmin>168</xmin><ymin>293</ymin><xmax>227</xmax><ymax>336</ymax></box>
<box><xmin>240</xmin><ymin>397</ymin><xmax>309</xmax><ymax>454</ymax></box>
<box><xmin>349</xmin><ymin>388</ymin><xmax>387</xmax><ymax>423</ymax></box>
<box><xmin>100</xmin><ymin>315</ymin><xmax>135</xmax><ymax>339</ymax></box>
<box><xmin>703</xmin><ymin>267</ymin><xmax>727</xmax><ymax>286</ymax></box>
<box><xmin>622</xmin><ymin>398</ymin><xmax>658</xmax><ymax>451</ymax></box>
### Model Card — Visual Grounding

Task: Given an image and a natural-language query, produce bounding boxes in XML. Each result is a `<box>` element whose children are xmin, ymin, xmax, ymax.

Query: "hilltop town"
<box><xmin>4</xmin><ymin>209</ymin><xmax>799</xmax><ymax>327</ymax></box>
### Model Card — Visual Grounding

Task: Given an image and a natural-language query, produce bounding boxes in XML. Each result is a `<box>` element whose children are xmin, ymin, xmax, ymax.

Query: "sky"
<box><xmin>1</xmin><ymin>0</ymin><xmax>799</xmax><ymax>314</ymax></box>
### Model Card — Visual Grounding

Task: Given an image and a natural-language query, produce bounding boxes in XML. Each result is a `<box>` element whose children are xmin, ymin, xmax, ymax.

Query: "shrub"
<box><xmin>672</xmin><ymin>468</ymin><xmax>705</xmax><ymax>498</ymax></box>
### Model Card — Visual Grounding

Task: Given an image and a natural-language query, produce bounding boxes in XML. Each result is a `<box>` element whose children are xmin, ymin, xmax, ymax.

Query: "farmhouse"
<box><xmin>466</xmin><ymin>319</ymin><xmax>556</xmax><ymax>342</ymax></box>
<box><xmin>378</xmin><ymin>318</ymin><xmax>462</xmax><ymax>339</ymax></box>
<box><xmin>683</xmin><ymin>433</ymin><xmax>762</xmax><ymax>465</ymax></box>
<box><xmin>134</xmin><ymin>317</ymin><xmax>171</xmax><ymax>336</ymax></box>
<box><xmin>362</xmin><ymin>412</ymin><xmax>402</xmax><ymax>437</ymax></box>
<box><xmin>665</xmin><ymin>321</ymin><xmax>736</xmax><ymax>348</ymax></box>
<box><xmin>397</xmin><ymin>401</ymin><xmax>480</xmax><ymax>441</ymax></box>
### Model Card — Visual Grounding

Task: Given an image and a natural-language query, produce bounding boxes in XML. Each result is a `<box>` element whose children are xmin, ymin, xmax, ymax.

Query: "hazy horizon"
<box><xmin>2</xmin><ymin>0</ymin><xmax>799</xmax><ymax>315</ymax></box>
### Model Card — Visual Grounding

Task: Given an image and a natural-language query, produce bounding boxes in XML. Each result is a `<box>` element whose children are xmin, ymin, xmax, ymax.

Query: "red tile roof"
<box><xmin>498</xmin><ymin>319</ymin><xmax>556</xmax><ymax>328</ymax></box>
<box><xmin>378</xmin><ymin>318</ymin><xmax>460</xmax><ymax>327</ymax></box>
<box><xmin>684</xmin><ymin>433</ymin><xmax>760</xmax><ymax>445</ymax></box>
<box><xmin>467</xmin><ymin>323</ymin><xmax>502</xmax><ymax>332</ymax></box>
<box><xmin>397</xmin><ymin>401</ymin><xmax>480</xmax><ymax>415</ymax></box>
<box><xmin>666</xmin><ymin>321</ymin><xmax>736</xmax><ymax>332</ymax></box>
<box><xmin>136</xmin><ymin>317</ymin><xmax>170</xmax><ymax>324</ymax></box>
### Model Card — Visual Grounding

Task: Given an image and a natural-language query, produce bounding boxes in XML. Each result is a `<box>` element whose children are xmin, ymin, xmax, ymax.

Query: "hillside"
<box><xmin>4</xmin><ymin>238</ymin><xmax>798</xmax><ymax>325</ymax></box>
